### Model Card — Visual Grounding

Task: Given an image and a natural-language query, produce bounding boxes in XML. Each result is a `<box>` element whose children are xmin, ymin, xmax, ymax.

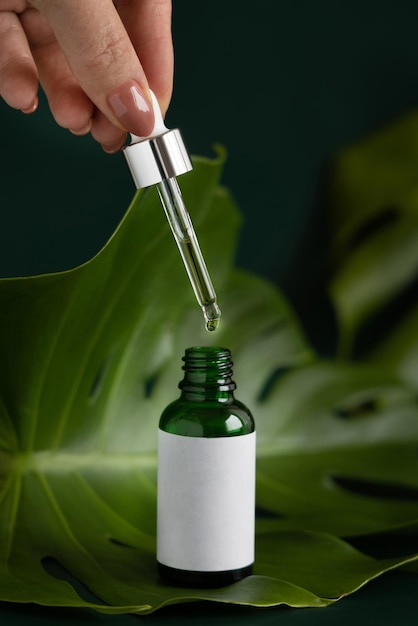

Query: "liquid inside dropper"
<box><xmin>157</xmin><ymin>178</ymin><xmax>222</xmax><ymax>332</ymax></box>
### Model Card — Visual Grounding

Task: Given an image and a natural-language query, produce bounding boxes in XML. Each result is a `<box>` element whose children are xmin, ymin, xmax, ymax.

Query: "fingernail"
<box><xmin>107</xmin><ymin>80</ymin><xmax>154</xmax><ymax>137</ymax></box>
<box><xmin>102</xmin><ymin>140</ymin><xmax>126</xmax><ymax>154</ymax></box>
<box><xmin>69</xmin><ymin>122</ymin><xmax>92</xmax><ymax>136</ymax></box>
<box><xmin>21</xmin><ymin>97</ymin><xmax>38</xmax><ymax>114</ymax></box>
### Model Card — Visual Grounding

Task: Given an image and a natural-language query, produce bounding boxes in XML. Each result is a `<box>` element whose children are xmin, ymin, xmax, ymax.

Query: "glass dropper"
<box><xmin>122</xmin><ymin>92</ymin><xmax>221</xmax><ymax>332</ymax></box>
<box><xmin>157</xmin><ymin>177</ymin><xmax>221</xmax><ymax>331</ymax></box>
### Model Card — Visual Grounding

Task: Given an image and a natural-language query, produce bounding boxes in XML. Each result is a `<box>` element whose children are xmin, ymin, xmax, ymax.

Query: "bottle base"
<box><xmin>157</xmin><ymin>562</ymin><xmax>253</xmax><ymax>588</ymax></box>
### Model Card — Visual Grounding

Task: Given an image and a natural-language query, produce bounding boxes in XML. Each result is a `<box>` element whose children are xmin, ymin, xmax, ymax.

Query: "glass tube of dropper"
<box><xmin>157</xmin><ymin>177</ymin><xmax>221</xmax><ymax>331</ymax></box>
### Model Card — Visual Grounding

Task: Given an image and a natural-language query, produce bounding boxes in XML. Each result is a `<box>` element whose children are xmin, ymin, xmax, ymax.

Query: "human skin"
<box><xmin>0</xmin><ymin>0</ymin><xmax>173</xmax><ymax>152</ymax></box>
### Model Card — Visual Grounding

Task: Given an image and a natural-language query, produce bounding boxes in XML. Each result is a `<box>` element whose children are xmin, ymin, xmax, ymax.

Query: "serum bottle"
<box><xmin>157</xmin><ymin>346</ymin><xmax>256</xmax><ymax>587</ymax></box>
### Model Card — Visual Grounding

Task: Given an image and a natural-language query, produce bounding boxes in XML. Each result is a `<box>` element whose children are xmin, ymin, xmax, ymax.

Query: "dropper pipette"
<box><xmin>123</xmin><ymin>93</ymin><xmax>221</xmax><ymax>332</ymax></box>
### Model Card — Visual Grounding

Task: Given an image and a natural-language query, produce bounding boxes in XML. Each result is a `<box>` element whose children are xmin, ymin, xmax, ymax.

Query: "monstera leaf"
<box><xmin>0</xmin><ymin>150</ymin><xmax>418</xmax><ymax>615</ymax></box>
<box><xmin>328</xmin><ymin>112</ymin><xmax>418</xmax><ymax>358</ymax></box>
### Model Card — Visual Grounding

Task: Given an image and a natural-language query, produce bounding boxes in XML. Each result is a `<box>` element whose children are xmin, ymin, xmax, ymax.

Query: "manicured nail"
<box><xmin>107</xmin><ymin>80</ymin><xmax>154</xmax><ymax>137</ymax></box>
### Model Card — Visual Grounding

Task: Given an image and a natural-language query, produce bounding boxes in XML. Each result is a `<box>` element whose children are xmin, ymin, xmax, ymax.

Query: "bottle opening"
<box><xmin>180</xmin><ymin>347</ymin><xmax>236</xmax><ymax>392</ymax></box>
<box><xmin>184</xmin><ymin>346</ymin><xmax>230</xmax><ymax>359</ymax></box>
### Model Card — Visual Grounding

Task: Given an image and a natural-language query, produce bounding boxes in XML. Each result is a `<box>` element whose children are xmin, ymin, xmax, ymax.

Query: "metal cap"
<box><xmin>123</xmin><ymin>128</ymin><xmax>193</xmax><ymax>189</ymax></box>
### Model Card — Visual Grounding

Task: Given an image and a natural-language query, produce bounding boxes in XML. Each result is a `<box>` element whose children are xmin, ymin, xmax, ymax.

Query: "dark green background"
<box><xmin>1</xmin><ymin>0</ymin><xmax>418</xmax><ymax>623</ymax></box>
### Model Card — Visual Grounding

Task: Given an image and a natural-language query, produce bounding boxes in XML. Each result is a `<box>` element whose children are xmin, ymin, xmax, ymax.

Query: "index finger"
<box><xmin>115</xmin><ymin>0</ymin><xmax>173</xmax><ymax>116</ymax></box>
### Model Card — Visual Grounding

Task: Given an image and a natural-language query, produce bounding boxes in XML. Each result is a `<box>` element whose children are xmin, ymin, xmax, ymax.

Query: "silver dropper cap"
<box><xmin>124</xmin><ymin>127</ymin><xmax>192</xmax><ymax>189</ymax></box>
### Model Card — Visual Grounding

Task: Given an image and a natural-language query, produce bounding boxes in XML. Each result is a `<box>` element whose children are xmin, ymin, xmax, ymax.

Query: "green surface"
<box><xmin>2</xmin><ymin>0</ymin><xmax>418</xmax><ymax>623</ymax></box>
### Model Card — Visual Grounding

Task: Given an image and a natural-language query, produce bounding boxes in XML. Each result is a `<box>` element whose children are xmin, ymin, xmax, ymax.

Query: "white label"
<box><xmin>157</xmin><ymin>430</ymin><xmax>256</xmax><ymax>572</ymax></box>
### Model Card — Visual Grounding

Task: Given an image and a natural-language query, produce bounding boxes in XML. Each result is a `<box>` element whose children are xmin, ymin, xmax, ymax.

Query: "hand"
<box><xmin>0</xmin><ymin>0</ymin><xmax>173</xmax><ymax>152</ymax></box>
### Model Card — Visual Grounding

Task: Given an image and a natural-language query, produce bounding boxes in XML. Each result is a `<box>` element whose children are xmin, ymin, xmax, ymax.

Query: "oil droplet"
<box><xmin>205</xmin><ymin>318</ymin><xmax>220</xmax><ymax>332</ymax></box>
<box><xmin>203</xmin><ymin>302</ymin><xmax>221</xmax><ymax>332</ymax></box>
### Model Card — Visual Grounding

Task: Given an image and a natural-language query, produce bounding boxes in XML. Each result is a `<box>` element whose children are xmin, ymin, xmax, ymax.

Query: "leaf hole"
<box><xmin>257</xmin><ymin>367</ymin><xmax>289</xmax><ymax>402</ymax></box>
<box><xmin>345</xmin><ymin>532</ymin><xmax>418</xmax><ymax>560</ymax></box>
<box><xmin>108</xmin><ymin>536</ymin><xmax>137</xmax><ymax>549</ymax></box>
<box><xmin>89</xmin><ymin>360</ymin><xmax>110</xmax><ymax>403</ymax></box>
<box><xmin>255</xmin><ymin>507</ymin><xmax>285</xmax><ymax>520</ymax></box>
<box><xmin>352</xmin><ymin>273</ymin><xmax>418</xmax><ymax>358</ymax></box>
<box><xmin>331</xmin><ymin>475</ymin><xmax>418</xmax><ymax>502</ymax></box>
<box><xmin>42</xmin><ymin>556</ymin><xmax>107</xmax><ymax>605</ymax></box>
<box><xmin>348</xmin><ymin>205</ymin><xmax>399</xmax><ymax>250</ymax></box>
<box><xmin>144</xmin><ymin>372</ymin><xmax>160</xmax><ymax>399</ymax></box>
<box><xmin>333</xmin><ymin>396</ymin><xmax>380</xmax><ymax>419</ymax></box>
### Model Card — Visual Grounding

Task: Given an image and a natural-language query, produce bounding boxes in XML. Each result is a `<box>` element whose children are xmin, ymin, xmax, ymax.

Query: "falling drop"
<box><xmin>203</xmin><ymin>302</ymin><xmax>221</xmax><ymax>332</ymax></box>
<box><xmin>206</xmin><ymin>318</ymin><xmax>220</xmax><ymax>332</ymax></box>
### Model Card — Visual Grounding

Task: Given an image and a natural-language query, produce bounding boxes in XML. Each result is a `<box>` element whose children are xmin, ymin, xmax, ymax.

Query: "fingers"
<box><xmin>0</xmin><ymin>9</ymin><xmax>38</xmax><ymax>112</ymax></box>
<box><xmin>30</xmin><ymin>0</ymin><xmax>156</xmax><ymax>137</ymax></box>
<box><xmin>116</xmin><ymin>0</ymin><xmax>173</xmax><ymax>115</ymax></box>
<box><xmin>21</xmin><ymin>6</ymin><xmax>128</xmax><ymax>150</ymax></box>
<box><xmin>90</xmin><ymin>109</ymin><xmax>127</xmax><ymax>153</ymax></box>
<box><xmin>20</xmin><ymin>8</ymin><xmax>94</xmax><ymax>135</ymax></box>
<box><xmin>1</xmin><ymin>0</ymin><xmax>174</xmax><ymax>152</ymax></box>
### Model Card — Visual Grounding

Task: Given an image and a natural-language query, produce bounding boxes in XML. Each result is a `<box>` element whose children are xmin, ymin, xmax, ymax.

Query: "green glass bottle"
<box><xmin>157</xmin><ymin>346</ymin><xmax>256</xmax><ymax>587</ymax></box>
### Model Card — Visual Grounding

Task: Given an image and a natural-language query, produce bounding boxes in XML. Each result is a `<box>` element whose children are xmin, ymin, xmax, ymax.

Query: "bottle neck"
<box><xmin>179</xmin><ymin>347</ymin><xmax>236</xmax><ymax>403</ymax></box>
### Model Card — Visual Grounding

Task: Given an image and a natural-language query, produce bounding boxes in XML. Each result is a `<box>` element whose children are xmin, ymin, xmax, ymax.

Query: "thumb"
<box><xmin>32</xmin><ymin>0</ymin><xmax>155</xmax><ymax>136</ymax></box>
